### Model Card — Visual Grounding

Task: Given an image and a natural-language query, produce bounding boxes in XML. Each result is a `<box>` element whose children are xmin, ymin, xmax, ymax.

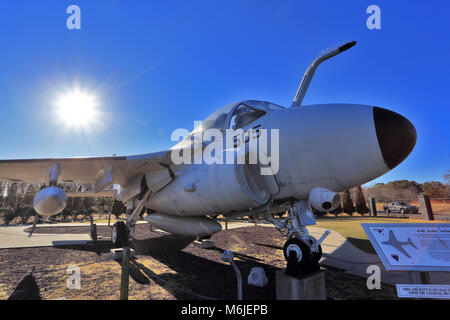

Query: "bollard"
<box><xmin>368</xmin><ymin>197</ymin><xmax>377</xmax><ymax>216</ymax></box>
<box><xmin>120</xmin><ymin>247</ymin><xmax>130</xmax><ymax>300</ymax></box>
<box><xmin>418</xmin><ymin>194</ymin><xmax>434</xmax><ymax>221</ymax></box>
<box><xmin>222</xmin><ymin>250</ymin><xmax>242</xmax><ymax>300</ymax></box>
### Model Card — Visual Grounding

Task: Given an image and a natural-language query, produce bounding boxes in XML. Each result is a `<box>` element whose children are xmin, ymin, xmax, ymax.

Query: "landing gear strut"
<box><xmin>266</xmin><ymin>200</ymin><xmax>330</xmax><ymax>277</ymax></box>
<box><xmin>110</xmin><ymin>190</ymin><xmax>152</xmax><ymax>247</ymax></box>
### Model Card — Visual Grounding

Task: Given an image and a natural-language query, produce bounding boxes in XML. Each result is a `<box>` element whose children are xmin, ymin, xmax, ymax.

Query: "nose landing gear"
<box><xmin>284</xmin><ymin>238</ymin><xmax>312</xmax><ymax>276</ymax></box>
<box><xmin>266</xmin><ymin>200</ymin><xmax>330</xmax><ymax>276</ymax></box>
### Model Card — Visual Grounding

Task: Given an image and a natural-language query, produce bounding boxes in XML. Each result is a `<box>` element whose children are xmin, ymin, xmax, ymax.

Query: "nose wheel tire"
<box><xmin>111</xmin><ymin>221</ymin><xmax>129</xmax><ymax>248</ymax></box>
<box><xmin>283</xmin><ymin>238</ymin><xmax>312</xmax><ymax>276</ymax></box>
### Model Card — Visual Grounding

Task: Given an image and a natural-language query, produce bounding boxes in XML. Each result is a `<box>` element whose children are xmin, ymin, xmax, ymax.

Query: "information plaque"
<box><xmin>362</xmin><ymin>223</ymin><xmax>450</xmax><ymax>272</ymax></box>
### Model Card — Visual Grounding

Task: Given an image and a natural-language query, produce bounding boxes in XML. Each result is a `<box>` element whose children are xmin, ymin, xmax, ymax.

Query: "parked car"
<box><xmin>383</xmin><ymin>201</ymin><xmax>419</xmax><ymax>215</ymax></box>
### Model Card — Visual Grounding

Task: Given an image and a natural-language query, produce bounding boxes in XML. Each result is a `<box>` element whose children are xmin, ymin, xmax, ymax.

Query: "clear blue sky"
<box><xmin>0</xmin><ymin>1</ymin><xmax>448</xmax><ymax>185</ymax></box>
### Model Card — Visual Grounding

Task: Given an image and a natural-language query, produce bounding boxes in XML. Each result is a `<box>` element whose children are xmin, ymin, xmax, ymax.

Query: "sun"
<box><xmin>55</xmin><ymin>88</ymin><xmax>101</xmax><ymax>130</ymax></box>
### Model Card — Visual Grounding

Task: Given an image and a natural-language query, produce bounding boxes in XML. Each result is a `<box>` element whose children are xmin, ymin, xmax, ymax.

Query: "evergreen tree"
<box><xmin>1</xmin><ymin>208</ymin><xmax>16</xmax><ymax>225</ymax></box>
<box><xmin>15</xmin><ymin>205</ymin><xmax>34</xmax><ymax>224</ymax></box>
<box><xmin>355</xmin><ymin>185</ymin><xmax>369</xmax><ymax>215</ymax></box>
<box><xmin>342</xmin><ymin>190</ymin><xmax>355</xmax><ymax>215</ymax></box>
<box><xmin>139</xmin><ymin>207</ymin><xmax>147</xmax><ymax>219</ymax></box>
<box><xmin>0</xmin><ymin>183</ymin><xmax>5</xmax><ymax>207</ymax></box>
<box><xmin>112</xmin><ymin>199</ymin><xmax>126</xmax><ymax>218</ymax></box>
<box><xmin>23</xmin><ymin>184</ymin><xmax>37</xmax><ymax>205</ymax></box>
<box><xmin>5</xmin><ymin>183</ymin><xmax>19</xmax><ymax>208</ymax></box>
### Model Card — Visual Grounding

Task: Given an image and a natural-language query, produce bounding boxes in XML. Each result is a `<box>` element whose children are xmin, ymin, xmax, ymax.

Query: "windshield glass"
<box><xmin>243</xmin><ymin>100</ymin><xmax>285</xmax><ymax>111</ymax></box>
<box><xmin>230</xmin><ymin>104</ymin><xmax>266</xmax><ymax>129</ymax></box>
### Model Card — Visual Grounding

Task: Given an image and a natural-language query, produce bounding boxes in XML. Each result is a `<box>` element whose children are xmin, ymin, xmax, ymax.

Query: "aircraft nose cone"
<box><xmin>373</xmin><ymin>107</ymin><xmax>417</xmax><ymax>169</ymax></box>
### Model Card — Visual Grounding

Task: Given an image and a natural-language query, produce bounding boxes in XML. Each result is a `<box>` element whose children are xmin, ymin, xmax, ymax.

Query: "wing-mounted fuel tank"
<box><xmin>33</xmin><ymin>186</ymin><xmax>68</xmax><ymax>216</ymax></box>
<box><xmin>32</xmin><ymin>164</ymin><xmax>68</xmax><ymax>216</ymax></box>
<box><xmin>147</xmin><ymin>162</ymin><xmax>277</xmax><ymax>216</ymax></box>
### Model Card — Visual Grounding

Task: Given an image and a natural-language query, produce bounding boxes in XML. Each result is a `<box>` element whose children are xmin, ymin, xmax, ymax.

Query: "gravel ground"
<box><xmin>0</xmin><ymin>224</ymin><xmax>398</xmax><ymax>300</ymax></box>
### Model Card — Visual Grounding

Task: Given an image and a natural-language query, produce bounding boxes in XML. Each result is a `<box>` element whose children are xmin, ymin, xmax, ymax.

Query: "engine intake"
<box><xmin>308</xmin><ymin>187</ymin><xmax>340</xmax><ymax>212</ymax></box>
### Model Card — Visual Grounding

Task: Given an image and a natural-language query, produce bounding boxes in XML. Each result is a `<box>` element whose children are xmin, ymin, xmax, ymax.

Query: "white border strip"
<box><xmin>396</xmin><ymin>284</ymin><xmax>450</xmax><ymax>299</ymax></box>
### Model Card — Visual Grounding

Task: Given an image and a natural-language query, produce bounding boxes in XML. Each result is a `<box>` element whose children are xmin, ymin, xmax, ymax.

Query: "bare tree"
<box><xmin>444</xmin><ymin>170</ymin><xmax>450</xmax><ymax>185</ymax></box>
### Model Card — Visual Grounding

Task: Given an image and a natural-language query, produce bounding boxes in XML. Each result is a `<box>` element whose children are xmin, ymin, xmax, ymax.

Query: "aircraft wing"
<box><xmin>0</xmin><ymin>150</ymin><xmax>172</xmax><ymax>185</ymax></box>
<box><xmin>392</xmin><ymin>244</ymin><xmax>411</xmax><ymax>259</ymax></box>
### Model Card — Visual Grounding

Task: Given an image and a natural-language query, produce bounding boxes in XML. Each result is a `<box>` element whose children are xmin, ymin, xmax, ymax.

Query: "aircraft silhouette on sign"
<box><xmin>382</xmin><ymin>230</ymin><xmax>418</xmax><ymax>259</ymax></box>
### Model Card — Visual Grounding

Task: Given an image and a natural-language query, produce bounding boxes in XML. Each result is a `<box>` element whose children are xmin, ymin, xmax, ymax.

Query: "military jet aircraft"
<box><xmin>0</xmin><ymin>41</ymin><xmax>417</xmax><ymax>274</ymax></box>
<box><xmin>382</xmin><ymin>230</ymin><xmax>418</xmax><ymax>259</ymax></box>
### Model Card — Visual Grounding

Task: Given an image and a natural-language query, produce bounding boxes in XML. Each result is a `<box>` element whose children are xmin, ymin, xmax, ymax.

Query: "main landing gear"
<box><xmin>111</xmin><ymin>190</ymin><xmax>152</xmax><ymax>248</ymax></box>
<box><xmin>111</xmin><ymin>221</ymin><xmax>129</xmax><ymax>247</ymax></box>
<box><xmin>266</xmin><ymin>200</ymin><xmax>330</xmax><ymax>277</ymax></box>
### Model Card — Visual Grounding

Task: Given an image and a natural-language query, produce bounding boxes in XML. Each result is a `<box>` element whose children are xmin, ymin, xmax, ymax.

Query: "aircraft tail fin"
<box><xmin>291</xmin><ymin>41</ymin><xmax>357</xmax><ymax>107</ymax></box>
<box><xmin>407</xmin><ymin>238</ymin><xmax>418</xmax><ymax>249</ymax></box>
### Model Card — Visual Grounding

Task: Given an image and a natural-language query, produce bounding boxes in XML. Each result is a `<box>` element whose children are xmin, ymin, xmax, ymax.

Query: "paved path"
<box><xmin>0</xmin><ymin>225</ymin><xmax>92</xmax><ymax>249</ymax></box>
<box><xmin>0</xmin><ymin>221</ymin><xmax>148</xmax><ymax>249</ymax></box>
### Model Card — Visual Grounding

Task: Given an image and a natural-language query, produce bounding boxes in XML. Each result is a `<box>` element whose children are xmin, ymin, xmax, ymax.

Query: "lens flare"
<box><xmin>55</xmin><ymin>88</ymin><xmax>101</xmax><ymax>131</ymax></box>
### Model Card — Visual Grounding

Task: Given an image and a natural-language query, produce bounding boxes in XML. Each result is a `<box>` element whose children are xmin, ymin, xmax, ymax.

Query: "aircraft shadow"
<box><xmin>346</xmin><ymin>237</ymin><xmax>376</xmax><ymax>255</ymax></box>
<box><xmin>128</xmin><ymin>234</ymin><xmax>278</xmax><ymax>299</ymax></box>
<box><xmin>54</xmin><ymin>240</ymin><xmax>114</xmax><ymax>256</ymax></box>
<box><xmin>112</xmin><ymin>258</ymin><xmax>151</xmax><ymax>285</ymax></box>
<box><xmin>52</xmin><ymin>232</ymin><xmax>279</xmax><ymax>299</ymax></box>
<box><xmin>8</xmin><ymin>273</ymin><xmax>42</xmax><ymax>300</ymax></box>
<box><xmin>251</xmin><ymin>242</ymin><xmax>283</xmax><ymax>250</ymax></box>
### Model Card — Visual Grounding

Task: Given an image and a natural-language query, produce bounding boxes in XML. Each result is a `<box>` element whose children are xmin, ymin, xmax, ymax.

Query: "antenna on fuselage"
<box><xmin>291</xmin><ymin>41</ymin><xmax>357</xmax><ymax>107</ymax></box>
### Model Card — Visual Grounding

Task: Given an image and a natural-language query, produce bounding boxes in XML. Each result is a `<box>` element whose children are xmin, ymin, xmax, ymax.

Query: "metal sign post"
<box><xmin>418</xmin><ymin>194</ymin><xmax>434</xmax><ymax>221</ymax></box>
<box><xmin>120</xmin><ymin>247</ymin><xmax>130</xmax><ymax>300</ymax></box>
<box><xmin>368</xmin><ymin>197</ymin><xmax>377</xmax><ymax>216</ymax></box>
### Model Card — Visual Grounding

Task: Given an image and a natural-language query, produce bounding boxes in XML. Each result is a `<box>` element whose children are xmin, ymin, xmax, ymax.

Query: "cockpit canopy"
<box><xmin>173</xmin><ymin>100</ymin><xmax>285</xmax><ymax>150</ymax></box>
<box><xmin>198</xmin><ymin>100</ymin><xmax>285</xmax><ymax>132</ymax></box>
